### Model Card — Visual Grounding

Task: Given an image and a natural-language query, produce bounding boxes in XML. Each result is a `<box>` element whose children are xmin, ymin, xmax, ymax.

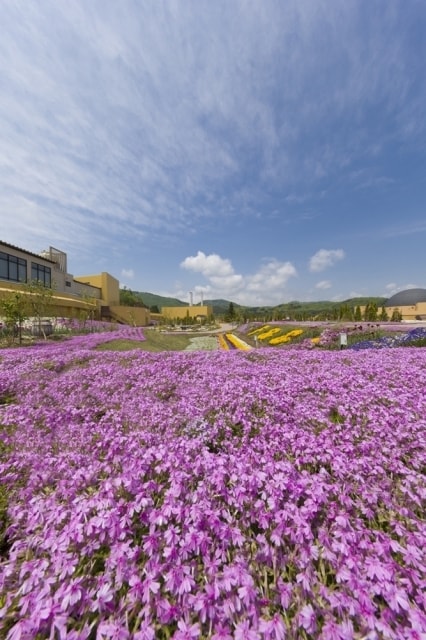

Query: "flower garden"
<box><xmin>244</xmin><ymin>323</ymin><xmax>426</xmax><ymax>351</ymax></box>
<box><xmin>0</xmin><ymin>327</ymin><xmax>426</xmax><ymax>639</ymax></box>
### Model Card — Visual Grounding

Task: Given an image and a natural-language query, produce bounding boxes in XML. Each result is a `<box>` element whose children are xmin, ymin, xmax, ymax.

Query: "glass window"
<box><xmin>0</xmin><ymin>254</ymin><xmax>7</xmax><ymax>279</ymax></box>
<box><xmin>18</xmin><ymin>261</ymin><xmax>27</xmax><ymax>282</ymax></box>
<box><xmin>0</xmin><ymin>251</ymin><xmax>27</xmax><ymax>282</ymax></box>
<box><xmin>31</xmin><ymin>262</ymin><xmax>52</xmax><ymax>287</ymax></box>
<box><xmin>9</xmin><ymin>260</ymin><xmax>18</xmax><ymax>281</ymax></box>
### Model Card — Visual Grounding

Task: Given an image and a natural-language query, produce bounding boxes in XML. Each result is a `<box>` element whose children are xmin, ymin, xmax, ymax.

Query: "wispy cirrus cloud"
<box><xmin>1</xmin><ymin>2</ymin><xmax>425</xmax><ymax>247</ymax></box>
<box><xmin>383</xmin><ymin>220</ymin><xmax>426</xmax><ymax>238</ymax></box>
<box><xmin>1</xmin><ymin>1</ymin><xmax>425</xmax><ymax>301</ymax></box>
<box><xmin>315</xmin><ymin>280</ymin><xmax>332</xmax><ymax>290</ymax></box>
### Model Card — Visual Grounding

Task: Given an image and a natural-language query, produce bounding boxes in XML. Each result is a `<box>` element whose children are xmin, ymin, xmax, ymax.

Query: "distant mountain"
<box><xmin>137</xmin><ymin>292</ymin><xmax>188</xmax><ymax>309</ymax></box>
<box><xmin>122</xmin><ymin>290</ymin><xmax>387</xmax><ymax>318</ymax></box>
<box><xmin>135</xmin><ymin>292</ymin><xmax>239</xmax><ymax>316</ymax></box>
<box><xmin>204</xmin><ymin>299</ymin><xmax>242</xmax><ymax>315</ymax></box>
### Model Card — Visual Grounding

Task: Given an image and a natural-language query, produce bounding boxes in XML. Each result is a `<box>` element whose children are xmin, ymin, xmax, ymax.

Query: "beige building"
<box><xmin>384</xmin><ymin>288</ymin><xmax>426</xmax><ymax>321</ymax></box>
<box><xmin>161</xmin><ymin>305</ymin><xmax>213</xmax><ymax>322</ymax></box>
<box><xmin>360</xmin><ymin>288</ymin><xmax>426</xmax><ymax>321</ymax></box>
<box><xmin>0</xmin><ymin>240</ymin><xmax>151</xmax><ymax>326</ymax></box>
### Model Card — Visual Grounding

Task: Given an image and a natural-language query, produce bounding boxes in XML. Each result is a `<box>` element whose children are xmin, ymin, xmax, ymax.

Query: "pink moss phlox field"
<box><xmin>0</xmin><ymin>339</ymin><xmax>426</xmax><ymax>639</ymax></box>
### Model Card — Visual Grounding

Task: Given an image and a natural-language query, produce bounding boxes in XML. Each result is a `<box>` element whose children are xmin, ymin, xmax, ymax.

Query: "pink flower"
<box><xmin>299</xmin><ymin>604</ymin><xmax>316</xmax><ymax>634</ymax></box>
<box><xmin>173</xmin><ymin>620</ymin><xmax>200</xmax><ymax>639</ymax></box>
<box><xmin>211</xmin><ymin>625</ymin><xmax>233</xmax><ymax>640</ymax></box>
<box><xmin>234</xmin><ymin>620</ymin><xmax>261</xmax><ymax>640</ymax></box>
<box><xmin>259</xmin><ymin>614</ymin><xmax>286</xmax><ymax>639</ymax></box>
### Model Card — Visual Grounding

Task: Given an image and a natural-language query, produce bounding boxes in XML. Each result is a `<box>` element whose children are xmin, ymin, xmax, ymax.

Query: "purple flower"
<box><xmin>259</xmin><ymin>614</ymin><xmax>286</xmax><ymax>639</ymax></box>
<box><xmin>234</xmin><ymin>620</ymin><xmax>261</xmax><ymax>640</ymax></box>
<box><xmin>299</xmin><ymin>604</ymin><xmax>316</xmax><ymax>634</ymax></box>
<box><xmin>173</xmin><ymin>620</ymin><xmax>200</xmax><ymax>639</ymax></box>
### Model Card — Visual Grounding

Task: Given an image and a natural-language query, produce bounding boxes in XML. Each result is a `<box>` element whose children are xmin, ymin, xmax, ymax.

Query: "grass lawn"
<box><xmin>95</xmin><ymin>329</ymin><xmax>193</xmax><ymax>352</ymax></box>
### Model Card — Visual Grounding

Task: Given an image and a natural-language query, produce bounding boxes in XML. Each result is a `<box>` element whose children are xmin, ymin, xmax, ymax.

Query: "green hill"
<box><xmin>120</xmin><ymin>289</ymin><xmax>387</xmax><ymax>319</ymax></box>
<box><xmin>133</xmin><ymin>292</ymin><xmax>240</xmax><ymax>316</ymax></box>
<box><xmin>137</xmin><ymin>292</ymin><xmax>188</xmax><ymax>309</ymax></box>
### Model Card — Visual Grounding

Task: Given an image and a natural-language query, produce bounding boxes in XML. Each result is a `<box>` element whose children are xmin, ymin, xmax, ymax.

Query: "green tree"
<box><xmin>77</xmin><ymin>293</ymin><xmax>97</xmax><ymax>331</ymax></box>
<box><xmin>24</xmin><ymin>280</ymin><xmax>54</xmax><ymax>339</ymax></box>
<box><xmin>225</xmin><ymin>302</ymin><xmax>236</xmax><ymax>322</ymax></box>
<box><xmin>354</xmin><ymin>306</ymin><xmax>362</xmax><ymax>321</ymax></box>
<box><xmin>339</xmin><ymin>304</ymin><xmax>354</xmax><ymax>321</ymax></box>
<box><xmin>0</xmin><ymin>291</ymin><xmax>29</xmax><ymax>345</ymax></box>
<box><xmin>391</xmin><ymin>308</ymin><xmax>402</xmax><ymax>322</ymax></box>
<box><xmin>364</xmin><ymin>302</ymin><xmax>378</xmax><ymax>322</ymax></box>
<box><xmin>379</xmin><ymin>306</ymin><xmax>389</xmax><ymax>322</ymax></box>
<box><xmin>119</xmin><ymin>287</ymin><xmax>147</xmax><ymax>308</ymax></box>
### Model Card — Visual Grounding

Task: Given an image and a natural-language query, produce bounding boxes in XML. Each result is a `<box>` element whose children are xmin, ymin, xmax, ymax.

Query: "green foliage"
<box><xmin>0</xmin><ymin>291</ymin><xmax>29</xmax><ymax>345</ymax></box>
<box><xmin>117</xmin><ymin>291</ymin><xmax>388</xmax><ymax>321</ymax></box>
<box><xmin>247</xmin><ymin>296</ymin><xmax>387</xmax><ymax>321</ymax></box>
<box><xmin>134</xmin><ymin>292</ymin><xmax>187</xmax><ymax>309</ymax></box>
<box><xmin>23</xmin><ymin>280</ymin><xmax>54</xmax><ymax>340</ymax></box>
<box><xmin>402</xmin><ymin>337</ymin><xmax>426</xmax><ymax>347</ymax></box>
<box><xmin>225</xmin><ymin>302</ymin><xmax>236</xmax><ymax>322</ymax></box>
<box><xmin>379</xmin><ymin>306</ymin><xmax>389</xmax><ymax>322</ymax></box>
<box><xmin>338</xmin><ymin>303</ymin><xmax>354</xmax><ymax>321</ymax></box>
<box><xmin>119</xmin><ymin>287</ymin><xmax>147</xmax><ymax>308</ymax></box>
<box><xmin>96</xmin><ymin>332</ymin><xmax>192</xmax><ymax>352</ymax></box>
<box><xmin>391</xmin><ymin>308</ymin><xmax>402</xmax><ymax>322</ymax></box>
<box><xmin>76</xmin><ymin>292</ymin><xmax>97</xmax><ymax>329</ymax></box>
<box><xmin>364</xmin><ymin>302</ymin><xmax>378</xmax><ymax>322</ymax></box>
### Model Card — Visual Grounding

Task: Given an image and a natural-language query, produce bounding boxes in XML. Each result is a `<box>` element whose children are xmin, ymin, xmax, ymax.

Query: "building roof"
<box><xmin>0</xmin><ymin>239</ymin><xmax>56</xmax><ymax>263</ymax></box>
<box><xmin>385</xmin><ymin>288</ymin><xmax>426</xmax><ymax>307</ymax></box>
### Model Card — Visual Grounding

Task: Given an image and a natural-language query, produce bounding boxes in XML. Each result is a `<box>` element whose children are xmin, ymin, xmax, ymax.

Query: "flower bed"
<box><xmin>225</xmin><ymin>334</ymin><xmax>252</xmax><ymax>351</ymax></box>
<box><xmin>0</xmin><ymin>342</ymin><xmax>425</xmax><ymax>638</ymax></box>
<box><xmin>269</xmin><ymin>330</ymin><xmax>303</xmax><ymax>345</ymax></box>
<box><xmin>184</xmin><ymin>337</ymin><xmax>219</xmax><ymax>351</ymax></box>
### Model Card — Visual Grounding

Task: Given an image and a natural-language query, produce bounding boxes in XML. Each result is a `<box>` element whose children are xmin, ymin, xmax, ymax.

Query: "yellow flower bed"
<box><xmin>269</xmin><ymin>329</ymin><xmax>304</xmax><ymax>345</ymax></box>
<box><xmin>218</xmin><ymin>334</ymin><xmax>229</xmax><ymax>350</ymax></box>
<box><xmin>248</xmin><ymin>325</ymin><xmax>305</xmax><ymax>346</ymax></box>
<box><xmin>287</xmin><ymin>329</ymin><xmax>303</xmax><ymax>338</ymax></box>
<box><xmin>226</xmin><ymin>334</ymin><xmax>252</xmax><ymax>351</ymax></box>
<box><xmin>257</xmin><ymin>328</ymin><xmax>281</xmax><ymax>340</ymax></box>
<box><xmin>269</xmin><ymin>335</ymin><xmax>291</xmax><ymax>345</ymax></box>
<box><xmin>311</xmin><ymin>336</ymin><xmax>321</xmax><ymax>344</ymax></box>
<box><xmin>248</xmin><ymin>325</ymin><xmax>270</xmax><ymax>336</ymax></box>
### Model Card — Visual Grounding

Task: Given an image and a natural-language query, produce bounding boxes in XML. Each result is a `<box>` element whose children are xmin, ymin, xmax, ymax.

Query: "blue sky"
<box><xmin>1</xmin><ymin>1</ymin><xmax>425</xmax><ymax>306</ymax></box>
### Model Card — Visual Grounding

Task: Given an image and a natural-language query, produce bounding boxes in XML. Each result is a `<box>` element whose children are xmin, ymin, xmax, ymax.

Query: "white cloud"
<box><xmin>180</xmin><ymin>251</ymin><xmax>297</xmax><ymax>305</ymax></box>
<box><xmin>121</xmin><ymin>268</ymin><xmax>134</xmax><ymax>279</ymax></box>
<box><xmin>315</xmin><ymin>280</ymin><xmax>332</xmax><ymax>289</ymax></box>
<box><xmin>309</xmin><ymin>249</ymin><xmax>345</xmax><ymax>272</ymax></box>
<box><xmin>0</xmin><ymin>2</ymin><xmax>424</xmax><ymax>301</ymax></box>
<box><xmin>385</xmin><ymin>282</ymin><xmax>398</xmax><ymax>291</ymax></box>
<box><xmin>247</xmin><ymin>260</ymin><xmax>297</xmax><ymax>292</ymax></box>
<box><xmin>180</xmin><ymin>251</ymin><xmax>234</xmax><ymax>277</ymax></box>
<box><xmin>384</xmin><ymin>282</ymin><xmax>419</xmax><ymax>296</ymax></box>
<box><xmin>210</xmin><ymin>274</ymin><xmax>244</xmax><ymax>290</ymax></box>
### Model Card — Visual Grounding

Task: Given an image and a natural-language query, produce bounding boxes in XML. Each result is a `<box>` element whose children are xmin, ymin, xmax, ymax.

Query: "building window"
<box><xmin>0</xmin><ymin>251</ymin><xmax>27</xmax><ymax>282</ymax></box>
<box><xmin>65</xmin><ymin>281</ymin><xmax>71</xmax><ymax>287</ymax></box>
<box><xmin>31</xmin><ymin>262</ymin><xmax>51</xmax><ymax>287</ymax></box>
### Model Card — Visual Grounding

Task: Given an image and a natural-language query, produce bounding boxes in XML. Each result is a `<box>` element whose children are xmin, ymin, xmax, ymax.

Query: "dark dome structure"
<box><xmin>385</xmin><ymin>288</ymin><xmax>426</xmax><ymax>307</ymax></box>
